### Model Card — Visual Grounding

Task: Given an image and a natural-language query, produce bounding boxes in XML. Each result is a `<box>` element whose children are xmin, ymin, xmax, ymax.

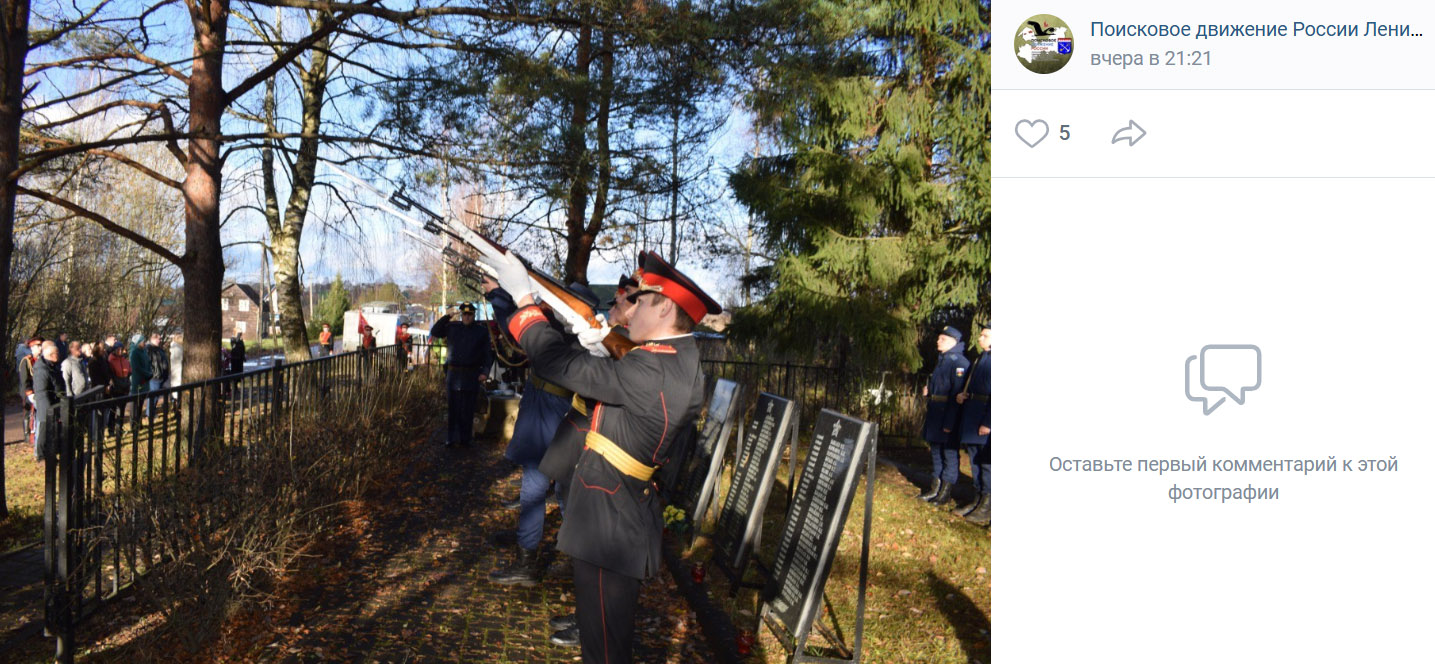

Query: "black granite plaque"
<box><xmin>713</xmin><ymin>392</ymin><xmax>794</xmax><ymax>570</ymax></box>
<box><xmin>763</xmin><ymin>409</ymin><xmax>873</xmax><ymax>638</ymax></box>
<box><xmin>677</xmin><ymin>379</ymin><xmax>740</xmax><ymax>522</ymax></box>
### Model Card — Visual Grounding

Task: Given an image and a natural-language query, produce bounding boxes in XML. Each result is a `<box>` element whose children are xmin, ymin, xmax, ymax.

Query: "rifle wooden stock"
<box><xmin>438</xmin><ymin>223</ymin><xmax>638</xmax><ymax>358</ymax></box>
<box><xmin>529</xmin><ymin>270</ymin><xmax>638</xmax><ymax>359</ymax></box>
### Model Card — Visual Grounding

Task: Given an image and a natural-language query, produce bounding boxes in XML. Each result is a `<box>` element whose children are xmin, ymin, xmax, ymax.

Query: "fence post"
<box><xmin>271</xmin><ymin>359</ymin><xmax>285</xmax><ymax>434</ymax></box>
<box><xmin>54</xmin><ymin>396</ymin><xmax>76</xmax><ymax>663</ymax></box>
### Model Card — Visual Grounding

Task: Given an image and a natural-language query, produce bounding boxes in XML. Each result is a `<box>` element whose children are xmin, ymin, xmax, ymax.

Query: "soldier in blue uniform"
<box><xmin>487</xmin><ymin>281</ymin><xmax>602</xmax><ymax>587</ymax></box>
<box><xmin>954</xmin><ymin>326</ymin><xmax>992</xmax><ymax>525</ymax></box>
<box><xmin>919</xmin><ymin>327</ymin><xmax>970</xmax><ymax>505</ymax></box>
<box><xmin>480</xmin><ymin>250</ymin><xmax>718</xmax><ymax>664</ymax></box>
<box><xmin>430</xmin><ymin>302</ymin><xmax>494</xmax><ymax>448</ymax></box>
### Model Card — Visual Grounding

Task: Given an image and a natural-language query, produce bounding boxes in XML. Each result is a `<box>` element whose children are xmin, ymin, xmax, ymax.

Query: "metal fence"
<box><xmin>699</xmin><ymin>360</ymin><xmax>929</xmax><ymax>446</ymax></box>
<box><xmin>41</xmin><ymin>344</ymin><xmax>411</xmax><ymax>663</ymax></box>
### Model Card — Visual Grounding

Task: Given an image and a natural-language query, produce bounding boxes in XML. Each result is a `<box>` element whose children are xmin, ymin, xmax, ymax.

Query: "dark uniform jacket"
<box><xmin>538</xmin><ymin>326</ymin><xmax>632</xmax><ymax>488</ymax></box>
<box><xmin>923</xmin><ymin>348</ymin><xmax>970</xmax><ymax>444</ymax></box>
<box><xmin>431</xmin><ymin>314</ymin><xmax>494</xmax><ymax>391</ymax></box>
<box><xmin>540</xmin><ymin>395</ymin><xmax>594</xmax><ymax>489</ymax></box>
<box><xmin>955</xmin><ymin>351</ymin><xmax>991</xmax><ymax>446</ymax></box>
<box><xmin>509</xmin><ymin>306</ymin><xmax>703</xmax><ymax>580</ymax></box>
<box><xmin>32</xmin><ymin>358</ymin><xmax>63</xmax><ymax>457</ymax></box>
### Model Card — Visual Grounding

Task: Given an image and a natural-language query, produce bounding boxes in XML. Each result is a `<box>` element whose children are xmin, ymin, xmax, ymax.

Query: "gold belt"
<box><xmin>585</xmin><ymin>430</ymin><xmax>656</xmax><ymax>481</ymax></box>
<box><xmin>531</xmin><ymin>376</ymin><xmax>573</xmax><ymax>400</ymax></box>
<box><xmin>928</xmin><ymin>395</ymin><xmax>949</xmax><ymax>403</ymax></box>
<box><xmin>571</xmin><ymin>393</ymin><xmax>589</xmax><ymax>416</ymax></box>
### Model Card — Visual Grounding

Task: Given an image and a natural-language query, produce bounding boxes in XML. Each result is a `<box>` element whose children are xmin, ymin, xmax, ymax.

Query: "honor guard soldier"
<box><xmin>954</xmin><ymin>326</ymin><xmax>992</xmax><ymax>525</ymax></box>
<box><xmin>480</xmin><ymin>250</ymin><xmax>719</xmax><ymax>664</ymax></box>
<box><xmin>431</xmin><ymin>302</ymin><xmax>495</xmax><ymax>448</ymax></box>
<box><xmin>487</xmin><ymin>281</ymin><xmax>603</xmax><ymax>588</ymax></box>
<box><xmin>541</xmin><ymin>263</ymin><xmax>647</xmax><ymax>647</ymax></box>
<box><xmin>919</xmin><ymin>326</ymin><xmax>970</xmax><ymax>505</ymax></box>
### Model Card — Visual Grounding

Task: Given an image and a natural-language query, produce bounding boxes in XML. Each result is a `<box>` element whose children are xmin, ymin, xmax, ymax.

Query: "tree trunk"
<box><xmin>267</xmin><ymin>23</ymin><xmax>329</xmax><ymax>362</ymax></box>
<box><xmin>561</xmin><ymin>23</ymin><xmax>593</xmax><ymax>285</ymax></box>
<box><xmin>180</xmin><ymin>0</ymin><xmax>230</xmax><ymax>383</ymax></box>
<box><xmin>0</xmin><ymin>0</ymin><xmax>32</xmax><ymax>518</ymax></box>
<box><xmin>581</xmin><ymin>30</ymin><xmax>614</xmax><ymax>283</ymax></box>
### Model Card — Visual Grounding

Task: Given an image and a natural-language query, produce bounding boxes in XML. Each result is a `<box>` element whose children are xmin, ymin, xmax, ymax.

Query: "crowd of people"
<box><xmin>14</xmin><ymin>331</ymin><xmax>183</xmax><ymax>460</ymax></box>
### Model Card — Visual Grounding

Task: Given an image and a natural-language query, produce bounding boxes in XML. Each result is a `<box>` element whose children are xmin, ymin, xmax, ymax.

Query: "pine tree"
<box><xmin>315</xmin><ymin>273</ymin><xmax>352</xmax><ymax>333</ymax></box>
<box><xmin>729</xmin><ymin>0</ymin><xmax>990</xmax><ymax>371</ymax></box>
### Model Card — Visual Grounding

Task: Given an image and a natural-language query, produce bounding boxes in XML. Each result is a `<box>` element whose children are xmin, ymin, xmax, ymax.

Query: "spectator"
<box><xmin>129</xmin><ymin>334</ymin><xmax>152</xmax><ymax>418</ymax></box>
<box><xmin>88</xmin><ymin>340</ymin><xmax>117</xmax><ymax>433</ymax></box>
<box><xmin>229</xmin><ymin>331</ymin><xmax>246</xmax><ymax>375</ymax></box>
<box><xmin>61</xmin><ymin>341</ymin><xmax>87</xmax><ymax>397</ymax></box>
<box><xmin>396</xmin><ymin>322</ymin><xmax>413</xmax><ymax>369</ymax></box>
<box><xmin>147</xmin><ymin>333</ymin><xmax>169</xmax><ymax>416</ymax></box>
<box><xmin>169</xmin><ymin>337</ymin><xmax>183</xmax><ymax>389</ymax></box>
<box><xmin>32</xmin><ymin>341</ymin><xmax>63</xmax><ymax>461</ymax></box>
<box><xmin>17</xmin><ymin>337</ymin><xmax>42</xmax><ymax>447</ymax></box>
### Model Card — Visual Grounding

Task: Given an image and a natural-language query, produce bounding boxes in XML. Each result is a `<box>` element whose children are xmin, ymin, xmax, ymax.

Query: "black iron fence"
<box><xmin>699</xmin><ymin>360</ymin><xmax>929</xmax><ymax>446</ymax></box>
<box><xmin>41</xmin><ymin>344</ymin><xmax>413</xmax><ymax>663</ymax></box>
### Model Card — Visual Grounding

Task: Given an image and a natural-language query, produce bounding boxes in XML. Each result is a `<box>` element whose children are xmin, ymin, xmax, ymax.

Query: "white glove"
<box><xmin>475</xmin><ymin>252</ymin><xmax>535</xmax><ymax>300</ymax></box>
<box><xmin>577</xmin><ymin>325</ymin><xmax>612</xmax><ymax>357</ymax></box>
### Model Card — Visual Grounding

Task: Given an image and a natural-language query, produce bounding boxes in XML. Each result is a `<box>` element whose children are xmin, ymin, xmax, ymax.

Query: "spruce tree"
<box><xmin>315</xmin><ymin>273</ymin><xmax>352</xmax><ymax>332</ymax></box>
<box><xmin>729</xmin><ymin>0</ymin><xmax>990</xmax><ymax>371</ymax></box>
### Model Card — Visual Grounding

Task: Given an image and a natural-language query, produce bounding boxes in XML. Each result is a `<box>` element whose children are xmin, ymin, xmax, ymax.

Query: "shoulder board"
<box><xmin>638</xmin><ymin>344</ymin><xmax>677</xmax><ymax>354</ymax></box>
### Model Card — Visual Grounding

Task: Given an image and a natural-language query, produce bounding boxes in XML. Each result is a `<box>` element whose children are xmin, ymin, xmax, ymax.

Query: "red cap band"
<box><xmin>640</xmin><ymin>272</ymin><xmax>707</xmax><ymax>324</ymax></box>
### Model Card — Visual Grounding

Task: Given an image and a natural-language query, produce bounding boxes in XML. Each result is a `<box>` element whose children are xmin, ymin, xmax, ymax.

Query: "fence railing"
<box><xmin>699</xmin><ymin>360</ymin><xmax>928</xmax><ymax>446</ymax></box>
<box><xmin>41</xmin><ymin>344</ymin><xmax>413</xmax><ymax>663</ymax></box>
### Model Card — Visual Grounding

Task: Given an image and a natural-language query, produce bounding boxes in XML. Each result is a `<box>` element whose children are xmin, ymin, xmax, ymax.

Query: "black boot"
<box><xmin>488</xmin><ymin>546</ymin><xmax>540</xmax><ymax>586</ymax></box>
<box><xmin>952</xmin><ymin>487</ymin><xmax>981</xmax><ymax>515</ymax></box>
<box><xmin>918</xmin><ymin>479</ymin><xmax>944</xmax><ymax>502</ymax></box>
<box><xmin>963</xmin><ymin>494</ymin><xmax>990</xmax><ymax>526</ymax></box>
<box><xmin>550</xmin><ymin>625</ymin><xmax>580</xmax><ymax>647</ymax></box>
<box><xmin>549</xmin><ymin>613</ymin><xmax>578</xmax><ymax>631</ymax></box>
<box><xmin>930</xmin><ymin>482</ymin><xmax>955</xmax><ymax>505</ymax></box>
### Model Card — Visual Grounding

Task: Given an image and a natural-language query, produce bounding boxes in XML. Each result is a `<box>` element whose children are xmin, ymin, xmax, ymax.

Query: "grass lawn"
<box><xmin>681</xmin><ymin>439</ymin><xmax>991</xmax><ymax>663</ymax></box>
<box><xmin>1</xmin><ymin>440</ymin><xmax>45</xmax><ymax>554</ymax></box>
<box><xmin>0</xmin><ymin>391</ymin><xmax>280</xmax><ymax>554</ymax></box>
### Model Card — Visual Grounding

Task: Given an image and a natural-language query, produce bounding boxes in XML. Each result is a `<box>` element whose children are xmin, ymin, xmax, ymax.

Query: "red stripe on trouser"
<box><xmin>600</xmin><ymin>569</ymin><xmax>609</xmax><ymax>664</ymax></box>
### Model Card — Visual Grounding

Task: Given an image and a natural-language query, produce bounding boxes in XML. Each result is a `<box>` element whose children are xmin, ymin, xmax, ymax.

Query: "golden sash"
<box><xmin>584</xmin><ymin>430</ymin><xmax>656</xmax><ymax>481</ymax></box>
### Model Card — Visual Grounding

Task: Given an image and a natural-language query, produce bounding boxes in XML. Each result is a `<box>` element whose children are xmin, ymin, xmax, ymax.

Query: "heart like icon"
<box><xmin>1015</xmin><ymin>119</ymin><xmax>1049</xmax><ymax>148</ymax></box>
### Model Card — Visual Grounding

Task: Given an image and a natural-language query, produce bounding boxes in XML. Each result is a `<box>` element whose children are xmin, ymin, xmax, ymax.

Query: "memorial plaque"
<box><xmin>713</xmin><ymin>392</ymin><xmax>795</xmax><ymax>571</ymax></box>
<box><xmin>763</xmin><ymin>409</ymin><xmax>874</xmax><ymax>642</ymax></box>
<box><xmin>677</xmin><ymin>379</ymin><xmax>740</xmax><ymax>525</ymax></box>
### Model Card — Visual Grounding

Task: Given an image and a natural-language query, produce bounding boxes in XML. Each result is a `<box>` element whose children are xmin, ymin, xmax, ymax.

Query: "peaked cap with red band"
<box><xmin>625</xmin><ymin>252</ymin><xmax>721</xmax><ymax>324</ymax></box>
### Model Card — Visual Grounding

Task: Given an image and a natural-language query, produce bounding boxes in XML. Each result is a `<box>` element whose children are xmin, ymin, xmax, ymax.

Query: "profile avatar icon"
<box><xmin>1015</xmin><ymin>14</ymin><xmax>1074</xmax><ymax>74</ymax></box>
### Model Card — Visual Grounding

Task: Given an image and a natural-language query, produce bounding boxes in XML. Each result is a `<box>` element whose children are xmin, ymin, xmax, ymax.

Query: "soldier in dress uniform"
<box><xmin>919</xmin><ymin>326</ymin><xmax>970</xmax><ymax>506</ymax></box>
<box><xmin>954</xmin><ymin>326</ymin><xmax>992</xmax><ymax>525</ymax></box>
<box><xmin>541</xmin><ymin>264</ymin><xmax>646</xmax><ymax>647</ymax></box>
<box><xmin>487</xmin><ymin>281</ymin><xmax>602</xmax><ymax>588</ymax></box>
<box><xmin>430</xmin><ymin>302</ymin><xmax>494</xmax><ymax>448</ymax></box>
<box><xmin>480</xmin><ymin>250</ymin><xmax>719</xmax><ymax>664</ymax></box>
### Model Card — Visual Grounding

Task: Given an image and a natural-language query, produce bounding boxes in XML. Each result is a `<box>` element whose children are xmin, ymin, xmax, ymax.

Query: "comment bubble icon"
<box><xmin>1184</xmin><ymin>355</ymin><xmax>1225</xmax><ymax>415</ymax></box>
<box><xmin>1199</xmin><ymin>345</ymin><xmax>1262</xmax><ymax>406</ymax></box>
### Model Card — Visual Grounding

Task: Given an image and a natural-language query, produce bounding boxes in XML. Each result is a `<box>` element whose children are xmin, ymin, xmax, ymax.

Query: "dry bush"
<box><xmin>102</xmin><ymin>365</ymin><xmax>441</xmax><ymax>653</ymax></box>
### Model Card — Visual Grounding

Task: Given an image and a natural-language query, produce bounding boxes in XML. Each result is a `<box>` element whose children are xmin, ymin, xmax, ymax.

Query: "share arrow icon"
<box><xmin>1111</xmin><ymin>120</ymin><xmax>1147</xmax><ymax>146</ymax></box>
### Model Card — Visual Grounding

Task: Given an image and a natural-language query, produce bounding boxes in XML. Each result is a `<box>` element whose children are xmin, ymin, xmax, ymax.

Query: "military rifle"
<box><xmin>334</xmin><ymin>167</ymin><xmax>636</xmax><ymax>358</ymax></box>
